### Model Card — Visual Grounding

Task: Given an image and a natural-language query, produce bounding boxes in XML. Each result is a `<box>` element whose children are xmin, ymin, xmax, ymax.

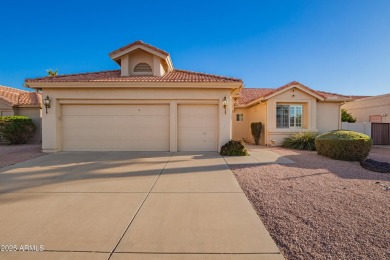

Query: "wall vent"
<box><xmin>134</xmin><ymin>63</ymin><xmax>152</xmax><ymax>72</ymax></box>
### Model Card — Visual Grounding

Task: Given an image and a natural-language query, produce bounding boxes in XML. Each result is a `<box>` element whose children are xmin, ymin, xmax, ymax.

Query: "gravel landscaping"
<box><xmin>233</xmin><ymin>147</ymin><xmax>390</xmax><ymax>260</ymax></box>
<box><xmin>0</xmin><ymin>144</ymin><xmax>44</xmax><ymax>168</ymax></box>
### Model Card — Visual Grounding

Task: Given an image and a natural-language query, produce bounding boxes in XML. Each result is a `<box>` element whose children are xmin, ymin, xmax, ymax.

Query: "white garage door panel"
<box><xmin>62</xmin><ymin>105</ymin><xmax>169</xmax><ymax>116</ymax></box>
<box><xmin>178</xmin><ymin>105</ymin><xmax>218</xmax><ymax>151</ymax></box>
<box><xmin>62</xmin><ymin>104</ymin><xmax>169</xmax><ymax>151</ymax></box>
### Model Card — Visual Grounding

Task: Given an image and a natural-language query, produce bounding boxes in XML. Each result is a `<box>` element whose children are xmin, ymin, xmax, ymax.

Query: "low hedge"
<box><xmin>315</xmin><ymin>130</ymin><xmax>372</xmax><ymax>161</ymax></box>
<box><xmin>220</xmin><ymin>140</ymin><xmax>249</xmax><ymax>156</ymax></box>
<box><xmin>0</xmin><ymin>116</ymin><xmax>36</xmax><ymax>144</ymax></box>
<box><xmin>282</xmin><ymin>132</ymin><xmax>317</xmax><ymax>151</ymax></box>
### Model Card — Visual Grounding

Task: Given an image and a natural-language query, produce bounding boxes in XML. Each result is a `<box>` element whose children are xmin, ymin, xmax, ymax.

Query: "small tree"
<box><xmin>47</xmin><ymin>69</ymin><xmax>58</xmax><ymax>77</ymax></box>
<box><xmin>251</xmin><ymin>122</ymin><xmax>262</xmax><ymax>145</ymax></box>
<box><xmin>341</xmin><ymin>109</ymin><xmax>356</xmax><ymax>123</ymax></box>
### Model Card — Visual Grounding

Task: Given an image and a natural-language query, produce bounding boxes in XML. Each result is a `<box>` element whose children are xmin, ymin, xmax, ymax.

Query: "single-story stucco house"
<box><xmin>25</xmin><ymin>40</ymin><xmax>352</xmax><ymax>151</ymax></box>
<box><xmin>0</xmin><ymin>86</ymin><xmax>42</xmax><ymax>143</ymax></box>
<box><xmin>232</xmin><ymin>82</ymin><xmax>352</xmax><ymax>145</ymax></box>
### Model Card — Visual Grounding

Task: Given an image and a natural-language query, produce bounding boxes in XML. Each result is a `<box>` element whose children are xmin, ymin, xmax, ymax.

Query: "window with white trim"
<box><xmin>276</xmin><ymin>104</ymin><xmax>302</xmax><ymax>128</ymax></box>
<box><xmin>236</xmin><ymin>114</ymin><xmax>244</xmax><ymax>121</ymax></box>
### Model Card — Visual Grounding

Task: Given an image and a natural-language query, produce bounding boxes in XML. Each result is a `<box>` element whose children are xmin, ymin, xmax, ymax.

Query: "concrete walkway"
<box><xmin>224</xmin><ymin>144</ymin><xmax>294</xmax><ymax>166</ymax></box>
<box><xmin>0</xmin><ymin>152</ymin><xmax>284</xmax><ymax>259</ymax></box>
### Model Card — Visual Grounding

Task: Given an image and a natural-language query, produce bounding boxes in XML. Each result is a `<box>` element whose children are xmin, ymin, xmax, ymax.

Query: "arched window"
<box><xmin>134</xmin><ymin>63</ymin><xmax>152</xmax><ymax>73</ymax></box>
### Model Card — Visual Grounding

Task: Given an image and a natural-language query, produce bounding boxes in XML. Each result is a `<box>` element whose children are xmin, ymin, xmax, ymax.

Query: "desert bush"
<box><xmin>341</xmin><ymin>109</ymin><xmax>356</xmax><ymax>123</ymax></box>
<box><xmin>282</xmin><ymin>132</ymin><xmax>317</xmax><ymax>151</ymax></box>
<box><xmin>220</xmin><ymin>140</ymin><xmax>249</xmax><ymax>156</ymax></box>
<box><xmin>0</xmin><ymin>116</ymin><xmax>36</xmax><ymax>144</ymax></box>
<box><xmin>251</xmin><ymin>122</ymin><xmax>262</xmax><ymax>145</ymax></box>
<box><xmin>315</xmin><ymin>130</ymin><xmax>372</xmax><ymax>161</ymax></box>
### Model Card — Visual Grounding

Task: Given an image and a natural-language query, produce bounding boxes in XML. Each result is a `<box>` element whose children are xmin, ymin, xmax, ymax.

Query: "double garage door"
<box><xmin>62</xmin><ymin>104</ymin><xmax>217</xmax><ymax>151</ymax></box>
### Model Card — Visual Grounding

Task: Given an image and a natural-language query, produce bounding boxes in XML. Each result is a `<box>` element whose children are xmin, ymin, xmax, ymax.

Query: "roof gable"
<box><xmin>109</xmin><ymin>40</ymin><xmax>169</xmax><ymax>58</ymax></box>
<box><xmin>109</xmin><ymin>40</ymin><xmax>173</xmax><ymax>76</ymax></box>
<box><xmin>237</xmin><ymin>81</ymin><xmax>352</xmax><ymax>107</ymax></box>
<box><xmin>263</xmin><ymin>81</ymin><xmax>325</xmax><ymax>100</ymax></box>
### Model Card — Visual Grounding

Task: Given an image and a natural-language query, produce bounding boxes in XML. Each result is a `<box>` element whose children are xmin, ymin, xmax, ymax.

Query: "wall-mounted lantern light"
<box><xmin>44</xmin><ymin>96</ymin><xmax>51</xmax><ymax>114</ymax></box>
<box><xmin>222</xmin><ymin>97</ymin><xmax>228</xmax><ymax>114</ymax></box>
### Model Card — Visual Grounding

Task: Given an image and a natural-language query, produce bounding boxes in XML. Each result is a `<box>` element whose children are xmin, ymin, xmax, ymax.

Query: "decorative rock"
<box><xmin>360</xmin><ymin>159</ymin><xmax>390</xmax><ymax>173</ymax></box>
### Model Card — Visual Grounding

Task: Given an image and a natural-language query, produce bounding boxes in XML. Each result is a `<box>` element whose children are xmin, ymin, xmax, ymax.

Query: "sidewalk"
<box><xmin>223</xmin><ymin>144</ymin><xmax>294</xmax><ymax>166</ymax></box>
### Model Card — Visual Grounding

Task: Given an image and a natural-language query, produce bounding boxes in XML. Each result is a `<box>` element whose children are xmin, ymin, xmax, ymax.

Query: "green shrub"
<box><xmin>341</xmin><ymin>109</ymin><xmax>356</xmax><ymax>123</ymax></box>
<box><xmin>251</xmin><ymin>122</ymin><xmax>263</xmax><ymax>145</ymax></box>
<box><xmin>282</xmin><ymin>132</ymin><xmax>317</xmax><ymax>151</ymax></box>
<box><xmin>0</xmin><ymin>116</ymin><xmax>36</xmax><ymax>144</ymax></box>
<box><xmin>315</xmin><ymin>130</ymin><xmax>372</xmax><ymax>161</ymax></box>
<box><xmin>220</xmin><ymin>140</ymin><xmax>249</xmax><ymax>156</ymax></box>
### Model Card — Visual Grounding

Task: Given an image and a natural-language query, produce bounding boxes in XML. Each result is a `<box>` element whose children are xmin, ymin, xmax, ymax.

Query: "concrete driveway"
<box><xmin>0</xmin><ymin>152</ymin><xmax>283</xmax><ymax>259</ymax></box>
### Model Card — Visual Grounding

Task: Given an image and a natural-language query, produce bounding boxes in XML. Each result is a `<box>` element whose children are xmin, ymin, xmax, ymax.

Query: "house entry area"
<box><xmin>61</xmin><ymin>103</ymin><xmax>218</xmax><ymax>152</ymax></box>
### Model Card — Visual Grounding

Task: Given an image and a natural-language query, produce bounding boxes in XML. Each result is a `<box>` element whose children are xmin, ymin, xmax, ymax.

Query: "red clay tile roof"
<box><xmin>262</xmin><ymin>81</ymin><xmax>326</xmax><ymax>99</ymax></box>
<box><xmin>316</xmin><ymin>90</ymin><xmax>352</xmax><ymax>100</ymax></box>
<box><xmin>237</xmin><ymin>88</ymin><xmax>274</xmax><ymax>105</ymax></box>
<box><xmin>237</xmin><ymin>82</ymin><xmax>352</xmax><ymax>106</ymax></box>
<box><xmin>109</xmin><ymin>40</ymin><xmax>169</xmax><ymax>57</ymax></box>
<box><xmin>0</xmin><ymin>86</ymin><xmax>41</xmax><ymax>107</ymax></box>
<box><xmin>25</xmin><ymin>69</ymin><xmax>242</xmax><ymax>83</ymax></box>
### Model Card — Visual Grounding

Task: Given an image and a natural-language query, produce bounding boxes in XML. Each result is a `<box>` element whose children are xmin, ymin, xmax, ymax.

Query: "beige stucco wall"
<box><xmin>317</xmin><ymin>102</ymin><xmax>341</xmax><ymax>133</ymax></box>
<box><xmin>41</xmin><ymin>86</ymin><xmax>233</xmax><ymax>152</ymax></box>
<box><xmin>232</xmin><ymin>108</ymin><xmax>247</xmax><ymax>141</ymax></box>
<box><xmin>246</xmin><ymin>103</ymin><xmax>267</xmax><ymax>144</ymax></box>
<box><xmin>0</xmin><ymin>101</ymin><xmax>14</xmax><ymax>116</ymax></box>
<box><xmin>266</xmin><ymin>88</ymin><xmax>318</xmax><ymax>145</ymax></box>
<box><xmin>120</xmin><ymin>50</ymin><xmax>165</xmax><ymax>76</ymax></box>
<box><xmin>232</xmin><ymin>103</ymin><xmax>266</xmax><ymax>144</ymax></box>
<box><xmin>342</xmin><ymin>94</ymin><xmax>390</xmax><ymax>123</ymax></box>
<box><xmin>234</xmin><ymin>86</ymin><xmax>344</xmax><ymax>146</ymax></box>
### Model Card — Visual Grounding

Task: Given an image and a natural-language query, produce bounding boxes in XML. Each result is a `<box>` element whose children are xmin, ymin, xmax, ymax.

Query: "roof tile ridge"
<box><xmin>26</xmin><ymin>69</ymin><xmax>121</xmax><ymax>81</ymax></box>
<box><xmin>174</xmin><ymin>69</ymin><xmax>242</xmax><ymax>81</ymax></box>
<box><xmin>109</xmin><ymin>40</ymin><xmax>169</xmax><ymax>56</ymax></box>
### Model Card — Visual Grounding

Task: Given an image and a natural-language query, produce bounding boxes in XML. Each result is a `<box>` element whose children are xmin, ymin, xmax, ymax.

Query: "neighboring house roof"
<box><xmin>316</xmin><ymin>90</ymin><xmax>353</xmax><ymax>100</ymax></box>
<box><xmin>109</xmin><ymin>40</ymin><xmax>169</xmax><ymax>57</ymax></box>
<box><xmin>349</xmin><ymin>95</ymin><xmax>372</xmax><ymax>100</ymax></box>
<box><xmin>0</xmin><ymin>85</ymin><xmax>41</xmax><ymax>107</ymax></box>
<box><xmin>237</xmin><ymin>81</ymin><xmax>352</xmax><ymax>106</ymax></box>
<box><xmin>25</xmin><ymin>69</ymin><xmax>242</xmax><ymax>83</ymax></box>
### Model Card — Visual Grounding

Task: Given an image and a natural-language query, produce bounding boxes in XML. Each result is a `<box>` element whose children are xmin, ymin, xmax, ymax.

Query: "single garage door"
<box><xmin>178</xmin><ymin>104</ymin><xmax>218</xmax><ymax>151</ymax></box>
<box><xmin>62</xmin><ymin>104</ymin><xmax>169</xmax><ymax>151</ymax></box>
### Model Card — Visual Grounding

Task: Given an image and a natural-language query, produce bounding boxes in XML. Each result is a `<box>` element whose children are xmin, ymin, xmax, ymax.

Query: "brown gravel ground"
<box><xmin>0</xmin><ymin>144</ymin><xmax>44</xmax><ymax>168</ymax></box>
<box><xmin>232</xmin><ymin>147</ymin><xmax>390</xmax><ymax>260</ymax></box>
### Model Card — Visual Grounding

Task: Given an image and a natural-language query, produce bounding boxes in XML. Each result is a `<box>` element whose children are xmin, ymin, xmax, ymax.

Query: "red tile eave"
<box><xmin>109</xmin><ymin>40</ymin><xmax>169</xmax><ymax>57</ymax></box>
<box><xmin>25</xmin><ymin>69</ymin><xmax>242</xmax><ymax>84</ymax></box>
<box><xmin>237</xmin><ymin>83</ymin><xmax>351</xmax><ymax>106</ymax></box>
<box><xmin>262</xmin><ymin>81</ymin><xmax>327</xmax><ymax>100</ymax></box>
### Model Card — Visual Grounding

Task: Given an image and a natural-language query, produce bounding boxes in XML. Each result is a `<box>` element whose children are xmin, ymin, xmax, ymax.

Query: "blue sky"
<box><xmin>1</xmin><ymin>0</ymin><xmax>389</xmax><ymax>95</ymax></box>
